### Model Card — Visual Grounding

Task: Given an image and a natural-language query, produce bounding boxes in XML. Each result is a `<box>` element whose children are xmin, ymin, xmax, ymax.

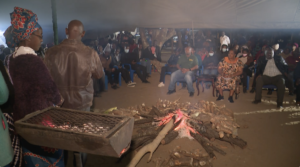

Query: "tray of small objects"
<box><xmin>15</xmin><ymin>107</ymin><xmax>134</xmax><ymax>157</ymax></box>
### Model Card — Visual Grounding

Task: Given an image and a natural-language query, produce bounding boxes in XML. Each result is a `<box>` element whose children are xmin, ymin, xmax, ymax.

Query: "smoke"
<box><xmin>0</xmin><ymin>30</ymin><xmax>7</xmax><ymax>47</ymax></box>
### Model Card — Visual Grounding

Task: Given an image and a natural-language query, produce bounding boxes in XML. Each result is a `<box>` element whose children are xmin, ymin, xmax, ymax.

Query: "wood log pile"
<box><xmin>106</xmin><ymin>99</ymin><xmax>247</xmax><ymax>167</ymax></box>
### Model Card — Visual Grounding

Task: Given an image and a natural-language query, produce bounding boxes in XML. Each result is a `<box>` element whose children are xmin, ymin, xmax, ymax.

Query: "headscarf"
<box><xmin>293</xmin><ymin>43</ymin><xmax>298</xmax><ymax>48</ymax></box>
<box><xmin>3</xmin><ymin>7</ymin><xmax>41</xmax><ymax>48</ymax></box>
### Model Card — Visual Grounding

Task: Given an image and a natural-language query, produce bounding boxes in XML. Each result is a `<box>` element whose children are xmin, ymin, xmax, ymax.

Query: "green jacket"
<box><xmin>0</xmin><ymin>71</ymin><xmax>13</xmax><ymax>166</ymax></box>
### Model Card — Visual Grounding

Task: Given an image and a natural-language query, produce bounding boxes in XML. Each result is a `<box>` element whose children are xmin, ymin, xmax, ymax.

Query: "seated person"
<box><xmin>202</xmin><ymin>47</ymin><xmax>219</xmax><ymax>76</ymax></box>
<box><xmin>100</xmin><ymin>47</ymin><xmax>126</xmax><ymax>89</ymax></box>
<box><xmin>218</xmin><ymin>44</ymin><xmax>229</xmax><ymax>61</ymax></box>
<box><xmin>238</xmin><ymin>48</ymin><xmax>254</xmax><ymax>93</ymax></box>
<box><xmin>158</xmin><ymin>48</ymin><xmax>181</xmax><ymax>87</ymax></box>
<box><xmin>121</xmin><ymin>45</ymin><xmax>149</xmax><ymax>83</ymax></box>
<box><xmin>294</xmin><ymin>61</ymin><xmax>300</xmax><ymax>106</ymax></box>
<box><xmin>202</xmin><ymin>47</ymin><xmax>219</xmax><ymax>89</ymax></box>
<box><xmin>141</xmin><ymin>40</ymin><xmax>162</xmax><ymax>73</ymax></box>
<box><xmin>285</xmin><ymin>48</ymin><xmax>300</xmax><ymax>95</ymax></box>
<box><xmin>167</xmin><ymin>46</ymin><xmax>198</xmax><ymax>97</ymax></box>
<box><xmin>252</xmin><ymin>46</ymin><xmax>289</xmax><ymax>108</ymax></box>
<box><xmin>279</xmin><ymin>48</ymin><xmax>291</xmax><ymax>60</ymax></box>
<box><xmin>216</xmin><ymin>49</ymin><xmax>243</xmax><ymax>103</ymax></box>
<box><xmin>192</xmin><ymin>47</ymin><xmax>202</xmax><ymax>72</ymax></box>
<box><xmin>110</xmin><ymin>47</ymin><xmax>136</xmax><ymax>87</ymax></box>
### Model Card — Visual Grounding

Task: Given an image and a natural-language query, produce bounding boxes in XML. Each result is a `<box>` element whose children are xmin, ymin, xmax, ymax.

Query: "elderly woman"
<box><xmin>216</xmin><ymin>49</ymin><xmax>243</xmax><ymax>103</ymax></box>
<box><xmin>4</xmin><ymin>7</ymin><xmax>64</xmax><ymax>167</ymax></box>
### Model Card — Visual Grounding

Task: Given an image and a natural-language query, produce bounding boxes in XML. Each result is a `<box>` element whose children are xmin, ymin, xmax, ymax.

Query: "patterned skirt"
<box><xmin>21</xmin><ymin>139</ymin><xmax>65</xmax><ymax>167</ymax></box>
<box><xmin>215</xmin><ymin>76</ymin><xmax>240</xmax><ymax>90</ymax></box>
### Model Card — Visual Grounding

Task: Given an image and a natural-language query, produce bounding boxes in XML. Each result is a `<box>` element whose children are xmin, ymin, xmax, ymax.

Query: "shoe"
<box><xmin>277</xmin><ymin>103</ymin><xmax>283</xmax><ymax>108</ymax></box>
<box><xmin>189</xmin><ymin>92</ymin><xmax>194</xmax><ymax>97</ymax></box>
<box><xmin>243</xmin><ymin>87</ymin><xmax>247</xmax><ymax>93</ymax></box>
<box><xmin>267</xmin><ymin>90</ymin><xmax>272</xmax><ymax>95</ymax></box>
<box><xmin>127</xmin><ymin>84</ymin><xmax>135</xmax><ymax>87</ymax></box>
<box><xmin>252</xmin><ymin>100</ymin><xmax>261</xmax><ymax>104</ymax></box>
<box><xmin>167</xmin><ymin>90</ymin><xmax>176</xmax><ymax>95</ymax></box>
<box><xmin>228</xmin><ymin>96</ymin><xmax>234</xmax><ymax>103</ymax></box>
<box><xmin>250</xmin><ymin>88</ymin><xmax>255</xmax><ymax>93</ymax></box>
<box><xmin>216</xmin><ymin>95</ymin><xmax>224</xmax><ymax>101</ymax></box>
<box><xmin>158</xmin><ymin>82</ymin><xmax>165</xmax><ymax>87</ymax></box>
<box><xmin>127</xmin><ymin>81</ymin><xmax>136</xmax><ymax>86</ymax></box>
<box><xmin>142</xmin><ymin>80</ymin><xmax>150</xmax><ymax>83</ymax></box>
<box><xmin>111</xmin><ymin>85</ymin><xmax>119</xmax><ymax>89</ymax></box>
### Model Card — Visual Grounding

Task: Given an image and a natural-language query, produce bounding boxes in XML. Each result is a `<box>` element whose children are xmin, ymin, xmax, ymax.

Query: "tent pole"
<box><xmin>171</xmin><ymin>37</ymin><xmax>174</xmax><ymax>54</ymax></box>
<box><xmin>192</xmin><ymin>21</ymin><xmax>195</xmax><ymax>47</ymax></box>
<box><xmin>51</xmin><ymin>0</ymin><xmax>58</xmax><ymax>45</ymax></box>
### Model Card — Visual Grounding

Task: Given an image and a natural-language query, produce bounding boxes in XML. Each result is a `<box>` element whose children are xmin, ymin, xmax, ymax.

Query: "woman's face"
<box><xmin>228</xmin><ymin>50</ymin><xmax>235</xmax><ymax>59</ymax></box>
<box><xmin>28</xmin><ymin>28</ymin><xmax>43</xmax><ymax>51</ymax></box>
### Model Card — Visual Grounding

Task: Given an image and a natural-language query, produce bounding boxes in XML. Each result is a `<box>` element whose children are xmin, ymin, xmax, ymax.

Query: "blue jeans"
<box><xmin>140</xmin><ymin>61</ymin><xmax>151</xmax><ymax>74</ymax></box>
<box><xmin>168</xmin><ymin>70</ymin><xmax>195</xmax><ymax>93</ymax></box>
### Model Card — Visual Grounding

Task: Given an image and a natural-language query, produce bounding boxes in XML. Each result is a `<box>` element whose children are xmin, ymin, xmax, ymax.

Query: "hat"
<box><xmin>4</xmin><ymin>7</ymin><xmax>41</xmax><ymax>48</ymax></box>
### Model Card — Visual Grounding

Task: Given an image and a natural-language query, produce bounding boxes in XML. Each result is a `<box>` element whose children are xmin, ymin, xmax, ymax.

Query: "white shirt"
<box><xmin>263</xmin><ymin>58</ymin><xmax>282</xmax><ymax>77</ymax></box>
<box><xmin>220</xmin><ymin>35</ymin><xmax>230</xmax><ymax>46</ymax></box>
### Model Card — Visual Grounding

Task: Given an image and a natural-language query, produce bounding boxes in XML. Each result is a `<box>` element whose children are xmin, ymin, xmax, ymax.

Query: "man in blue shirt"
<box><xmin>158</xmin><ymin>48</ymin><xmax>181</xmax><ymax>87</ymax></box>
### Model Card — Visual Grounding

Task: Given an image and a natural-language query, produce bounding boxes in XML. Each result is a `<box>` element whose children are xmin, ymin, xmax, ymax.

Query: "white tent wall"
<box><xmin>1</xmin><ymin>0</ymin><xmax>300</xmax><ymax>43</ymax></box>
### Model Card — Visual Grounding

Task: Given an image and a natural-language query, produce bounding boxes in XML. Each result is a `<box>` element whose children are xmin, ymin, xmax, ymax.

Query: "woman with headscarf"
<box><xmin>4</xmin><ymin>7</ymin><xmax>64</xmax><ymax>167</ymax></box>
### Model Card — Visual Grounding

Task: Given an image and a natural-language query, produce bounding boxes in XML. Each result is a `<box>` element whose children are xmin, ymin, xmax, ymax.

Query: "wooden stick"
<box><xmin>128</xmin><ymin>119</ymin><xmax>174</xmax><ymax>167</ymax></box>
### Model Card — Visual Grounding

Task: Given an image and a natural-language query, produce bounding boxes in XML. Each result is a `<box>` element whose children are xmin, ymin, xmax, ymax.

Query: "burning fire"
<box><xmin>157</xmin><ymin>110</ymin><xmax>196</xmax><ymax>138</ymax></box>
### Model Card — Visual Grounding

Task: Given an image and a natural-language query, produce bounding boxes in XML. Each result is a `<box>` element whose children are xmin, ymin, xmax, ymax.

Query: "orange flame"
<box><xmin>157</xmin><ymin>109</ymin><xmax>196</xmax><ymax>137</ymax></box>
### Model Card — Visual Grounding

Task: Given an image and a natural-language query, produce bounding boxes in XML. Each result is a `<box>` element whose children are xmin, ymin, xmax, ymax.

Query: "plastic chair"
<box><xmin>104</xmin><ymin>66</ymin><xmax>122</xmax><ymax>90</ymax></box>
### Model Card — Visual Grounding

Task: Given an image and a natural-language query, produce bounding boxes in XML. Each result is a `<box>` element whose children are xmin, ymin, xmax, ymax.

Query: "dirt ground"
<box><xmin>67</xmin><ymin>71</ymin><xmax>300</xmax><ymax>167</ymax></box>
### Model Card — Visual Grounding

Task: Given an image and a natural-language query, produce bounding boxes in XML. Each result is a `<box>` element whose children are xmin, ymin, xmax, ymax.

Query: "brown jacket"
<box><xmin>45</xmin><ymin>39</ymin><xmax>103</xmax><ymax>110</ymax></box>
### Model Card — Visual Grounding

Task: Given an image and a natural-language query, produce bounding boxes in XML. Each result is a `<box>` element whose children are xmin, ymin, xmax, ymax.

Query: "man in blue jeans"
<box><xmin>167</xmin><ymin>46</ymin><xmax>199</xmax><ymax>97</ymax></box>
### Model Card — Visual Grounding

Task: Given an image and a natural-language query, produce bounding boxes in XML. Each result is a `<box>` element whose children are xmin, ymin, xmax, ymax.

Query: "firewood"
<box><xmin>128</xmin><ymin>119</ymin><xmax>174</xmax><ymax>167</ymax></box>
<box><xmin>202</xmin><ymin>123</ymin><xmax>247</xmax><ymax>149</ymax></box>
<box><xmin>134</xmin><ymin>118</ymin><xmax>154</xmax><ymax>124</ymax></box>
<box><xmin>133</xmin><ymin>129</ymin><xmax>159</xmax><ymax>138</ymax></box>
<box><xmin>151</xmin><ymin>106</ymin><xmax>164</xmax><ymax>117</ymax></box>
<box><xmin>161</xmin><ymin>131</ymin><xmax>179</xmax><ymax>145</ymax></box>
<box><xmin>137</xmin><ymin>114</ymin><xmax>154</xmax><ymax>119</ymax></box>
<box><xmin>190</xmin><ymin>132</ymin><xmax>226</xmax><ymax>159</ymax></box>
<box><xmin>173</xmin><ymin>157</ymin><xmax>193</xmax><ymax>166</ymax></box>
<box><xmin>131</xmin><ymin>135</ymin><xmax>156</xmax><ymax>150</ymax></box>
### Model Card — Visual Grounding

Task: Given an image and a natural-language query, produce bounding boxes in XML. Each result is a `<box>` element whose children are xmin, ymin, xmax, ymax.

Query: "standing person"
<box><xmin>4</xmin><ymin>7</ymin><xmax>64</xmax><ymax>167</ymax></box>
<box><xmin>157</xmin><ymin>48</ymin><xmax>181</xmax><ymax>87</ymax></box>
<box><xmin>45</xmin><ymin>20</ymin><xmax>103</xmax><ymax>167</ymax></box>
<box><xmin>1</xmin><ymin>58</ymin><xmax>21</xmax><ymax>167</ymax></box>
<box><xmin>219</xmin><ymin>31</ymin><xmax>230</xmax><ymax>50</ymax></box>
<box><xmin>167</xmin><ymin>46</ymin><xmax>199</xmax><ymax>97</ymax></box>
<box><xmin>252</xmin><ymin>47</ymin><xmax>288</xmax><ymax>108</ymax></box>
<box><xmin>215</xmin><ymin>50</ymin><xmax>243</xmax><ymax>103</ymax></box>
<box><xmin>0</xmin><ymin>60</ymin><xmax>13</xmax><ymax>167</ymax></box>
<box><xmin>292</xmin><ymin>43</ymin><xmax>298</xmax><ymax>52</ymax></box>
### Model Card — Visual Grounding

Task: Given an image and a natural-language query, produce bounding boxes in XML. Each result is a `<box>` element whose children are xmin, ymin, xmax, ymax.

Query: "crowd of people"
<box><xmin>1</xmin><ymin>6</ymin><xmax>300</xmax><ymax>167</ymax></box>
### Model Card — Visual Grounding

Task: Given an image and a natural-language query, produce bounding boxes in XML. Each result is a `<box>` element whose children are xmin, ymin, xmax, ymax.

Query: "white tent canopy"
<box><xmin>1</xmin><ymin>0</ymin><xmax>300</xmax><ymax>42</ymax></box>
